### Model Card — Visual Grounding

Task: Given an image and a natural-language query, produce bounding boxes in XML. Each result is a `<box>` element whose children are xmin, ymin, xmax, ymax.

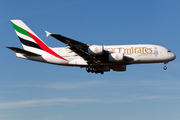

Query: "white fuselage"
<box><xmin>9</xmin><ymin>20</ymin><xmax>176</xmax><ymax>73</ymax></box>
<box><xmin>16</xmin><ymin>44</ymin><xmax>176</xmax><ymax>67</ymax></box>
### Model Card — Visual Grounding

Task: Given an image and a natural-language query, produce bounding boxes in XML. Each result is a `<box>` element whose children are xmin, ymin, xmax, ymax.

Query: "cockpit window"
<box><xmin>167</xmin><ymin>50</ymin><xmax>171</xmax><ymax>52</ymax></box>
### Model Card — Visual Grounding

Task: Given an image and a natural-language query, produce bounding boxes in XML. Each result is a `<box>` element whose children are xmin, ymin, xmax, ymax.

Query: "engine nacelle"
<box><xmin>102</xmin><ymin>67</ymin><xmax>110</xmax><ymax>72</ymax></box>
<box><xmin>109</xmin><ymin>53</ymin><xmax>124</xmax><ymax>62</ymax></box>
<box><xmin>88</xmin><ymin>45</ymin><xmax>103</xmax><ymax>55</ymax></box>
<box><xmin>112</xmin><ymin>65</ymin><xmax>126</xmax><ymax>71</ymax></box>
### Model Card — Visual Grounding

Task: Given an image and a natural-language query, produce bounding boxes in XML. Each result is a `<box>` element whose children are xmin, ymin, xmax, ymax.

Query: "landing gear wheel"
<box><xmin>163</xmin><ymin>66</ymin><xmax>167</xmax><ymax>70</ymax></box>
<box><xmin>86</xmin><ymin>67</ymin><xmax>90</xmax><ymax>73</ymax></box>
<box><xmin>163</xmin><ymin>62</ymin><xmax>167</xmax><ymax>70</ymax></box>
<box><xmin>101</xmin><ymin>71</ymin><xmax>104</xmax><ymax>74</ymax></box>
<box><xmin>86</xmin><ymin>65</ymin><xmax>104</xmax><ymax>74</ymax></box>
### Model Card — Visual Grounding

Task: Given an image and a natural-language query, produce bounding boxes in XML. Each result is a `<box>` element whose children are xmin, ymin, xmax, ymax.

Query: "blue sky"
<box><xmin>0</xmin><ymin>0</ymin><xmax>180</xmax><ymax>120</ymax></box>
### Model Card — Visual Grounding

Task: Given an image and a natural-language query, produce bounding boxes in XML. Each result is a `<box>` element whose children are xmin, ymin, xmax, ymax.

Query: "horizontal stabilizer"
<box><xmin>6</xmin><ymin>47</ymin><xmax>40</xmax><ymax>56</ymax></box>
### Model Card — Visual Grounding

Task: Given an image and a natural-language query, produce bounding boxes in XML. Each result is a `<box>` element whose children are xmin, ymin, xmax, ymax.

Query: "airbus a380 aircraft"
<box><xmin>7</xmin><ymin>20</ymin><xmax>176</xmax><ymax>74</ymax></box>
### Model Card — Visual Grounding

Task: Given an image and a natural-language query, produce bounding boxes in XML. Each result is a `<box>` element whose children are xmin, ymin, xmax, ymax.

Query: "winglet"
<box><xmin>45</xmin><ymin>31</ymin><xmax>51</xmax><ymax>37</ymax></box>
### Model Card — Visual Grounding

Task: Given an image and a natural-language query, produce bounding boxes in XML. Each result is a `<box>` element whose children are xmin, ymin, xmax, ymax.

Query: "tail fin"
<box><xmin>10</xmin><ymin>20</ymin><xmax>67</xmax><ymax>61</ymax></box>
<box><xmin>11</xmin><ymin>20</ymin><xmax>47</xmax><ymax>54</ymax></box>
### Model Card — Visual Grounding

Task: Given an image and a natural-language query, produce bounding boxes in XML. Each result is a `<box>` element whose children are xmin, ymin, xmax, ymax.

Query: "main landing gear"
<box><xmin>163</xmin><ymin>62</ymin><xmax>167</xmax><ymax>70</ymax></box>
<box><xmin>86</xmin><ymin>66</ymin><xmax>104</xmax><ymax>74</ymax></box>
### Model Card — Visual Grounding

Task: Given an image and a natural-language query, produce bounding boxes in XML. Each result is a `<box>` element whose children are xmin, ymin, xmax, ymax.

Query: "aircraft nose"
<box><xmin>167</xmin><ymin>52</ymin><xmax>176</xmax><ymax>61</ymax></box>
<box><xmin>172</xmin><ymin>53</ymin><xmax>176</xmax><ymax>60</ymax></box>
<box><xmin>170</xmin><ymin>52</ymin><xmax>176</xmax><ymax>61</ymax></box>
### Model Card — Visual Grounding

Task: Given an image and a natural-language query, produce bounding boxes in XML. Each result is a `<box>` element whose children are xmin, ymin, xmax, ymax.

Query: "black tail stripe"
<box><xmin>18</xmin><ymin>37</ymin><xmax>43</xmax><ymax>50</ymax></box>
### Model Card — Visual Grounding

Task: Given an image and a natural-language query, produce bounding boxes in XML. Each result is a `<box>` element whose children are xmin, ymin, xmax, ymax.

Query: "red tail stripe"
<box><xmin>27</xmin><ymin>31</ymin><xmax>68</xmax><ymax>61</ymax></box>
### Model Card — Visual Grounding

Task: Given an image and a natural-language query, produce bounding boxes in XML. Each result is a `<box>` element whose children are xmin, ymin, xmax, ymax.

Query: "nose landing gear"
<box><xmin>163</xmin><ymin>62</ymin><xmax>167</xmax><ymax>70</ymax></box>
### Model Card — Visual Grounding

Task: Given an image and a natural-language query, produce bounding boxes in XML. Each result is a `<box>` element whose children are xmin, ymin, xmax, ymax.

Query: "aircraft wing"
<box><xmin>6</xmin><ymin>47</ymin><xmax>40</xmax><ymax>56</ymax></box>
<box><xmin>46</xmin><ymin>31</ymin><xmax>103</xmax><ymax>64</ymax></box>
<box><xmin>45</xmin><ymin>31</ymin><xmax>86</xmax><ymax>46</ymax></box>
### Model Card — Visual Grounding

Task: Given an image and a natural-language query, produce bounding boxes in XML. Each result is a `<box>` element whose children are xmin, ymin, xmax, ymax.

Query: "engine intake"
<box><xmin>88</xmin><ymin>45</ymin><xmax>103</xmax><ymax>55</ymax></box>
<box><xmin>109</xmin><ymin>53</ymin><xmax>124</xmax><ymax>62</ymax></box>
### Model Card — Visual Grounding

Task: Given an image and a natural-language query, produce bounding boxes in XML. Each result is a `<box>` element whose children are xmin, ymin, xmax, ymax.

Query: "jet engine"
<box><xmin>112</xmin><ymin>65</ymin><xmax>126</xmax><ymax>71</ymax></box>
<box><xmin>88</xmin><ymin>45</ymin><xmax>103</xmax><ymax>55</ymax></box>
<box><xmin>109</xmin><ymin>53</ymin><xmax>124</xmax><ymax>62</ymax></box>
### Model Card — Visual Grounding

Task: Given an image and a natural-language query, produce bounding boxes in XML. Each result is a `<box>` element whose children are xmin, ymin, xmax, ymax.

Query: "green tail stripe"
<box><xmin>11</xmin><ymin>21</ymin><xmax>31</xmax><ymax>38</ymax></box>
